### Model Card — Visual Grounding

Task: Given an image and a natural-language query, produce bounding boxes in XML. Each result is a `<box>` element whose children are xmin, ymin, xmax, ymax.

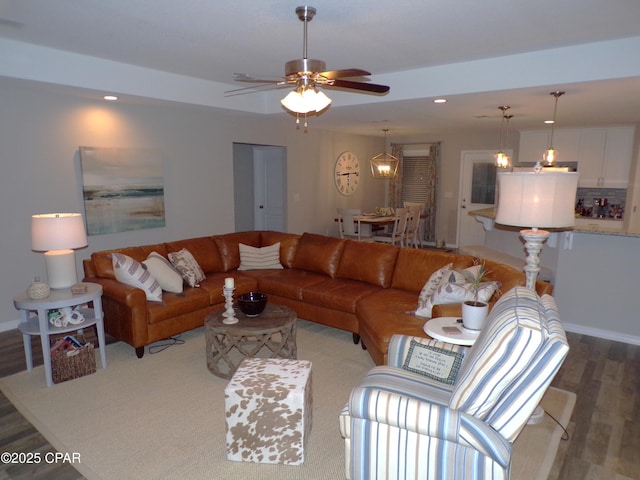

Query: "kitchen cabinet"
<box><xmin>519</xmin><ymin>126</ymin><xmax>635</xmax><ymax>188</ymax></box>
<box><xmin>518</xmin><ymin>129</ymin><xmax>580</xmax><ymax>165</ymax></box>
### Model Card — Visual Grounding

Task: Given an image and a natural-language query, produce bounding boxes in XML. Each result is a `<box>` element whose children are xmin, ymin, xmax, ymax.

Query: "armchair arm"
<box><xmin>349</xmin><ymin>385</ymin><xmax>511</xmax><ymax>472</ymax></box>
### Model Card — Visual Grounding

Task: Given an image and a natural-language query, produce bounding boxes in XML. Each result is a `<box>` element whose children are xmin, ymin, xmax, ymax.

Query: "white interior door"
<box><xmin>457</xmin><ymin>150</ymin><xmax>505</xmax><ymax>248</ymax></box>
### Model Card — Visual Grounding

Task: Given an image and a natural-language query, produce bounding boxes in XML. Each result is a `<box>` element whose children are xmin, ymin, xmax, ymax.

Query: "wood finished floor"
<box><xmin>0</xmin><ymin>328</ymin><xmax>638</xmax><ymax>479</ymax></box>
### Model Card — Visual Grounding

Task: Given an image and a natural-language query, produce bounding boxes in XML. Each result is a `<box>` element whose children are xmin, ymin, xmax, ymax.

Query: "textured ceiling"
<box><xmin>1</xmin><ymin>0</ymin><xmax>640</xmax><ymax>136</ymax></box>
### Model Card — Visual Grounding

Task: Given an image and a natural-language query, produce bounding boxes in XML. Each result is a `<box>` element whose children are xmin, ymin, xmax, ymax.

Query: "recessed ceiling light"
<box><xmin>544</xmin><ymin>120</ymin><xmax>554</xmax><ymax>124</ymax></box>
<box><xmin>433</xmin><ymin>98</ymin><xmax>447</xmax><ymax>104</ymax></box>
<box><xmin>103</xmin><ymin>95</ymin><xmax>118</xmax><ymax>101</ymax></box>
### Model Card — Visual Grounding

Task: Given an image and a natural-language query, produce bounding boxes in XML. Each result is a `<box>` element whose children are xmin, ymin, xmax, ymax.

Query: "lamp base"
<box><xmin>44</xmin><ymin>249</ymin><xmax>78</xmax><ymax>289</ymax></box>
<box><xmin>520</xmin><ymin>228</ymin><xmax>550</xmax><ymax>290</ymax></box>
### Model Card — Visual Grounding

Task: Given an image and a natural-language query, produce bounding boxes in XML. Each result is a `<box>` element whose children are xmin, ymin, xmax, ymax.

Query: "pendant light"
<box><xmin>495</xmin><ymin>106</ymin><xmax>511</xmax><ymax>169</ymax></box>
<box><xmin>370</xmin><ymin>129</ymin><xmax>399</xmax><ymax>178</ymax></box>
<box><xmin>543</xmin><ymin>91</ymin><xmax>565</xmax><ymax>166</ymax></box>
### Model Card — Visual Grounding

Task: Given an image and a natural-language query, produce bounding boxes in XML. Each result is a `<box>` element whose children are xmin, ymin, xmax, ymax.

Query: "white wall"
<box><xmin>0</xmin><ymin>79</ymin><xmax>387</xmax><ymax>329</ymax></box>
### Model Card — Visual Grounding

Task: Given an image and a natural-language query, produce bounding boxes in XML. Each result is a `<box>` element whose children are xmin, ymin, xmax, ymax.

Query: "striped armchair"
<box><xmin>339</xmin><ymin>286</ymin><xmax>569</xmax><ymax>480</ymax></box>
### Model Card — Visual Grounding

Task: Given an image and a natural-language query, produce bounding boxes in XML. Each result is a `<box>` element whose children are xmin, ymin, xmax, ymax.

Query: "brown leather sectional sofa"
<box><xmin>83</xmin><ymin>230</ymin><xmax>552</xmax><ymax>364</ymax></box>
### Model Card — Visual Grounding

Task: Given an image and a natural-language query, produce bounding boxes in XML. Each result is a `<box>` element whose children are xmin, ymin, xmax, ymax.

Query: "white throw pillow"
<box><xmin>111</xmin><ymin>252</ymin><xmax>163</xmax><ymax>302</ymax></box>
<box><xmin>168</xmin><ymin>248</ymin><xmax>206</xmax><ymax>288</ymax></box>
<box><xmin>237</xmin><ymin>242</ymin><xmax>284</xmax><ymax>271</ymax></box>
<box><xmin>415</xmin><ymin>263</ymin><xmax>453</xmax><ymax>317</ymax></box>
<box><xmin>142</xmin><ymin>252</ymin><xmax>184</xmax><ymax>293</ymax></box>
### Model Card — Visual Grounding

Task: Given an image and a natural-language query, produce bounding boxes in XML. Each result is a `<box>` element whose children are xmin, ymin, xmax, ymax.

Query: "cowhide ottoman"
<box><xmin>224</xmin><ymin>357</ymin><xmax>313</xmax><ymax>465</ymax></box>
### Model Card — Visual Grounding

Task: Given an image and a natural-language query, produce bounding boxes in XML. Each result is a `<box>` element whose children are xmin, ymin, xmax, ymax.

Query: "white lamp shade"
<box><xmin>31</xmin><ymin>213</ymin><xmax>88</xmax><ymax>252</ymax></box>
<box><xmin>281</xmin><ymin>88</ymin><xmax>332</xmax><ymax>114</ymax></box>
<box><xmin>495</xmin><ymin>171</ymin><xmax>579</xmax><ymax>229</ymax></box>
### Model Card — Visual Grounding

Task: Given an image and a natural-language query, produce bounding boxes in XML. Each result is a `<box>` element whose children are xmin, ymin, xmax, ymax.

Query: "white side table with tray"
<box><xmin>423</xmin><ymin>316</ymin><xmax>480</xmax><ymax>346</ymax></box>
<box><xmin>13</xmin><ymin>282</ymin><xmax>107</xmax><ymax>387</ymax></box>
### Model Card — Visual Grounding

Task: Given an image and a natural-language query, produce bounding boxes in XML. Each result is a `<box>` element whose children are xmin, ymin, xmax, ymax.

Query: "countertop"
<box><xmin>468</xmin><ymin>207</ymin><xmax>640</xmax><ymax>238</ymax></box>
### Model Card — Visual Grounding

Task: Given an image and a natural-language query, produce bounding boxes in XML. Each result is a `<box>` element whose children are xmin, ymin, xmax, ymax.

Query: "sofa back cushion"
<box><xmin>390</xmin><ymin>249</ymin><xmax>474</xmax><ymax>293</ymax></box>
<box><xmin>449</xmin><ymin>287</ymin><xmax>546</xmax><ymax>421</ymax></box>
<box><xmin>212</xmin><ymin>231</ymin><xmax>262</xmax><ymax>272</ymax></box>
<box><xmin>293</xmin><ymin>233</ymin><xmax>346</xmax><ymax>278</ymax></box>
<box><xmin>92</xmin><ymin>244</ymin><xmax>168</xmax><ymax>280</ymax></box>
<box><xmin>260</xmin><ymin>231</ymin><xmax>300</xmax><ymax>269</ymax></box>
<box><xmin>165</xmin><ymin>237</ymin><xmax>223</xmax><ymax>274</ymax></box>
<box><xmin>336</xmin><ymin>240</ymin><xmax>399</xmax><ymax>288</ymax></box>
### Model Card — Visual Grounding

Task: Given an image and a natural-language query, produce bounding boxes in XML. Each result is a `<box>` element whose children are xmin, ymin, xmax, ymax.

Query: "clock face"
<box><xmin>334</xmin><ymin>151</ymin><xmax>360</xmax><ymax>196</ymax></box>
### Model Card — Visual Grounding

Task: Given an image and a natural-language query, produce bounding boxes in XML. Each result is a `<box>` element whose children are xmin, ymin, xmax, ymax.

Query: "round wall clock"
<box><xmin>334</xmin><ymin>151</ymin><xmax>360</xmax><ymax>196</ymax></box>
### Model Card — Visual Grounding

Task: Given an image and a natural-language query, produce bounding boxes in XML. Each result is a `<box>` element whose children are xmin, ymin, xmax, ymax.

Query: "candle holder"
<box><xmin>222</xmin><ymin>286</ymin><xmax>238</xmax><ymax>324</ymax></box>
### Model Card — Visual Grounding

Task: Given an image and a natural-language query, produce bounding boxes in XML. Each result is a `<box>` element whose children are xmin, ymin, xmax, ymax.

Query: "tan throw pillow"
<box><xmin>111</xmin><ymin>252</ymin><xmax>163</xmax><ymax>302</ymax></box>
<box><xmin>168</xmin><ymin>248</ymin><xmax>205</xmax><ymax>287</ymax></box>
<box><xmin>142</xmin><ymin>252</ymin><xmax>184</xmax><ymax>293</ymax></box>
<box><xmin>237</xmin><ymin>242</ymin><xmax>283</xmax><ymax>271</ymax></box>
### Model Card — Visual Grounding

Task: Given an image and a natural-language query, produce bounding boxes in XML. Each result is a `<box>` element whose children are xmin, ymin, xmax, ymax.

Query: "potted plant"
<box><xmin>460</xmin><ymin>263</ymin><xmax>491</xmax><ymax>330</ymax></box>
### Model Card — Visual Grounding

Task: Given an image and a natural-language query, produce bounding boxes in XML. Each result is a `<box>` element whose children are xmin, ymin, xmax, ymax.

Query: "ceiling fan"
<box><xmin>227</xmin><ymin>6</ymin><xmax>390</xmax><ymax>98</ymax></box>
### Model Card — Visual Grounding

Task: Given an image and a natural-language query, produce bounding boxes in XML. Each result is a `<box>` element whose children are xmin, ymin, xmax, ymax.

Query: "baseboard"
<box><xmin>0</xmin><ymin>318</ymin><xmax>21</xmax><ymax>333</ymax></box>
<box><xmin>563</xmin><ymin>322</ymin><xmax>640</xmax><ymax>346</ymax></box>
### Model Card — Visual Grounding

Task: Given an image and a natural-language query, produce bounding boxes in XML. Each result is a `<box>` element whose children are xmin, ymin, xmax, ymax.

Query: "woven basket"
<box><xmin>51</xmin><ymin>335</ymin><xmax>96</xmax><ymax>384</ymax></box>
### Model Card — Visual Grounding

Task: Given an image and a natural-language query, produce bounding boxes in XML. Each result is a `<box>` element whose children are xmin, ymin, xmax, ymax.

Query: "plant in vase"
<box><xmin>460</xmin><ymin>263</ymin><xmax>493</xmax><ymax>331</ymax></box>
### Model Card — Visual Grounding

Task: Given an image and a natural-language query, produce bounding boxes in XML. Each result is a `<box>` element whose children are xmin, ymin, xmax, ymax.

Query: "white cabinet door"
<box><xmin>577</xmin><ymin>128</ymin><xmax>607</xmax><ymax>187</ymax></box>
<box><xmin>602</xmin><ymin>126</ymin><xmax>635</xmax><ymax>188</ymax></box>
<box><xmin>518</xmin><ymin>130</ymin><xmax>549</xmax><ymax>164</ymax></box>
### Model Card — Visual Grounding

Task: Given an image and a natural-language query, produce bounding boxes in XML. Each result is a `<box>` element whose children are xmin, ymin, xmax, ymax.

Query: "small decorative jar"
<box><xmin>27</xmin><ymin>276</ymin><xmax>50</xmax><ymax>300</ymax></box>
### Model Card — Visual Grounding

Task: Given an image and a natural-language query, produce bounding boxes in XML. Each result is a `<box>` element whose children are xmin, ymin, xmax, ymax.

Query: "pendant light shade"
<box><xmin>370</xmin><ymin>129</ymin><xmax>399</xmax><ymax>178</ymax></box>
<box><xmin>543</xmin><ymin>91</ymin><xmax>565</xmax><ymax>166</ymax></box>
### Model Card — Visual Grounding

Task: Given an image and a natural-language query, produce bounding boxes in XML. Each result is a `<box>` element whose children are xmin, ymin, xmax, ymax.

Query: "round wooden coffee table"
<box><xmin>204</xmin><ymin>303</ymin><xmax>297</xmax><ymax>379</ymax></box>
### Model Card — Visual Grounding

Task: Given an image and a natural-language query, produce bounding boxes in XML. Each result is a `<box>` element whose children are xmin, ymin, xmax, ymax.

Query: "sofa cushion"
<box><xmin>238</xmin><ymin>242</ymin><xmax>283</xmax><ymax>270</ymax></box>
<box><xmin>449</xmin><ymin>286</ymin><xmax>546</xmax><ymax>419</ymax></box>
<box><xmin>142</xmin><ymin>252</ymin><xmax>184</xmax><ymax>293</ymax></box>
<box><xmin>111</xmin><ymin>252</ymin><xmax>163</xmax><ymax>302</ymax></box>
<box><xmin>302</xmin><ymin>278</ymin><xmax>381</xmax><ymax>313</ymax></box>
<box><xmin>260</xmin><ymin>231</ymin><xmax>300</xmax><ymax>269</ymax></box>
<box><xmin>168</xmin><ymin>248</ymin><xmax>206</xmax><ymax>288</ymax></box>
<box><xmin>390</xmin><ymin>249</ymin><xmax>474</xmax><ymax>293</ymax></box>
<box><xmin>165</xmin><ymin>237</ymin><xmax>223</xmax><ymax>274</ymax></box>
<box><xmin>213</xmin><ymin>231</ymin><xmax>263</xmax><ymax>272</ymax></box>
<box><xmin>293</xmin><ymin>233</ymin><xmax>346</xmax><ymax>278</ymax></box>
<box><xmin>336</xmin><ymin>240</ymin><xmax>398</xmax><ymax>288</ymax></box>
<box><xmin>256</xmin><ymin>269</ymin><xmax>328</xmax><ymax>301</ymax></box>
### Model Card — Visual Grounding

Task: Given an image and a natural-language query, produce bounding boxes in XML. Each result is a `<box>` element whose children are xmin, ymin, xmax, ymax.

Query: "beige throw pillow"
<box><xmin>143</xmin><ymin>252</ymin><xmax>184</xmax><ymax>293</ymax></box>
<box><xmin>237</xmin><ymin>242</ymin><xmax>283</xmax><ymax>271</ymax></box>
<box><xmin>168</xmin><ymin>248</ymin><xmax>205</xmax><ymax>287</ymax></box>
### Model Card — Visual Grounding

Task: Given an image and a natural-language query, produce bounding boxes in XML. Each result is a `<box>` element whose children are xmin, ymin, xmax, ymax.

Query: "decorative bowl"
<box><xmin>237</xmin><ymin>292</ymin><xmax>268</xmax><ymax>317</ymax></box>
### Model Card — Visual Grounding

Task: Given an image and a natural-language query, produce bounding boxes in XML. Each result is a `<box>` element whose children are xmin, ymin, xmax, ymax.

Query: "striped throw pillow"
<box><xmin>111</xmin><ymin>252</ymin><xmax>163</xmax><ymax>302</ymax></box>
<box><xmin>237</xmin><ymin>242</ymin><xmax>283</xmax><ymax>270</ymax></box>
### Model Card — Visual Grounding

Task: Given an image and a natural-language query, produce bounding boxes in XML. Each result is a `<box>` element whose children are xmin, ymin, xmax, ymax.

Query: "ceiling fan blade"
<box><xmin>320</xmin><ymin>68</ymin><xmax>372</xmax><ymax>79</ymax></box>
<box><xmin>233</xmin><ymin>73</ymin><xmax>285</xmax><ymax>84</ymax></box>
<box><xmin>327</xmin><ymin>79</ymin><xmax>390</xmax><ymax>94</ymax></box>
<box><xmin>224</xmin><ymin>83</ymin><xmax>288</xmax><ymax>97</ymax></box>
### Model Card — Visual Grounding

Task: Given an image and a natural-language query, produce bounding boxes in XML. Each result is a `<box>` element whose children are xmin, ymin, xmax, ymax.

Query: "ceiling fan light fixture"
<box><xmin>281</xmin><ymin>86</ymin><xmax>332</xmax><ymax>114</ymax></box>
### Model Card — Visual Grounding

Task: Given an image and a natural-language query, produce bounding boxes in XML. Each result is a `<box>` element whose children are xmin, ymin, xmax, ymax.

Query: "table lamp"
<box><xmin>31</xmin><ymin>213</ymin><xmax>88</xmax><ymax>289</ymax></box>
<box><xmin>495</xmin><ymin>170</ymin><xmax>578</xmax><ymax>289</ymax></box>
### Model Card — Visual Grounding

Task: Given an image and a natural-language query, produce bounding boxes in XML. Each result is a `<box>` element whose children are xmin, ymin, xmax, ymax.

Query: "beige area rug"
<box><xmin>0</xmin><ymin>320</ymin><xmax>574</xmax><ymax>480</ymax></box>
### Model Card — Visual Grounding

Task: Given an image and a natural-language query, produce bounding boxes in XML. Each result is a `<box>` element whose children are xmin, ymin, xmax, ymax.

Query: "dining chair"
<box><xmin>404</xmin><ymin>201</ymin><xmax>425</xmax><ymax>248</ymax></box>
<box><xmin>373</xmin><ymin>207</ymin><xmax>409</xmax><ymax>246</ymax></box>
<box><xmin>337</xmin><ymin>208</ymin><xmax>373</xmax><ymax>241</ymax></box>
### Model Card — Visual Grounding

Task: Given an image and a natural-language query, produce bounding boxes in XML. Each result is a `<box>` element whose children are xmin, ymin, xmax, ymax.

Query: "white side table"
<box><xmin>423</xmin><ymin>316</ymin><xmax>480</xmax><ymax>346</ymax></box>
<box><xmin>13</xmin><ymin>282</ymin><xmax>107</xmax><ymax>387</ymax></box>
